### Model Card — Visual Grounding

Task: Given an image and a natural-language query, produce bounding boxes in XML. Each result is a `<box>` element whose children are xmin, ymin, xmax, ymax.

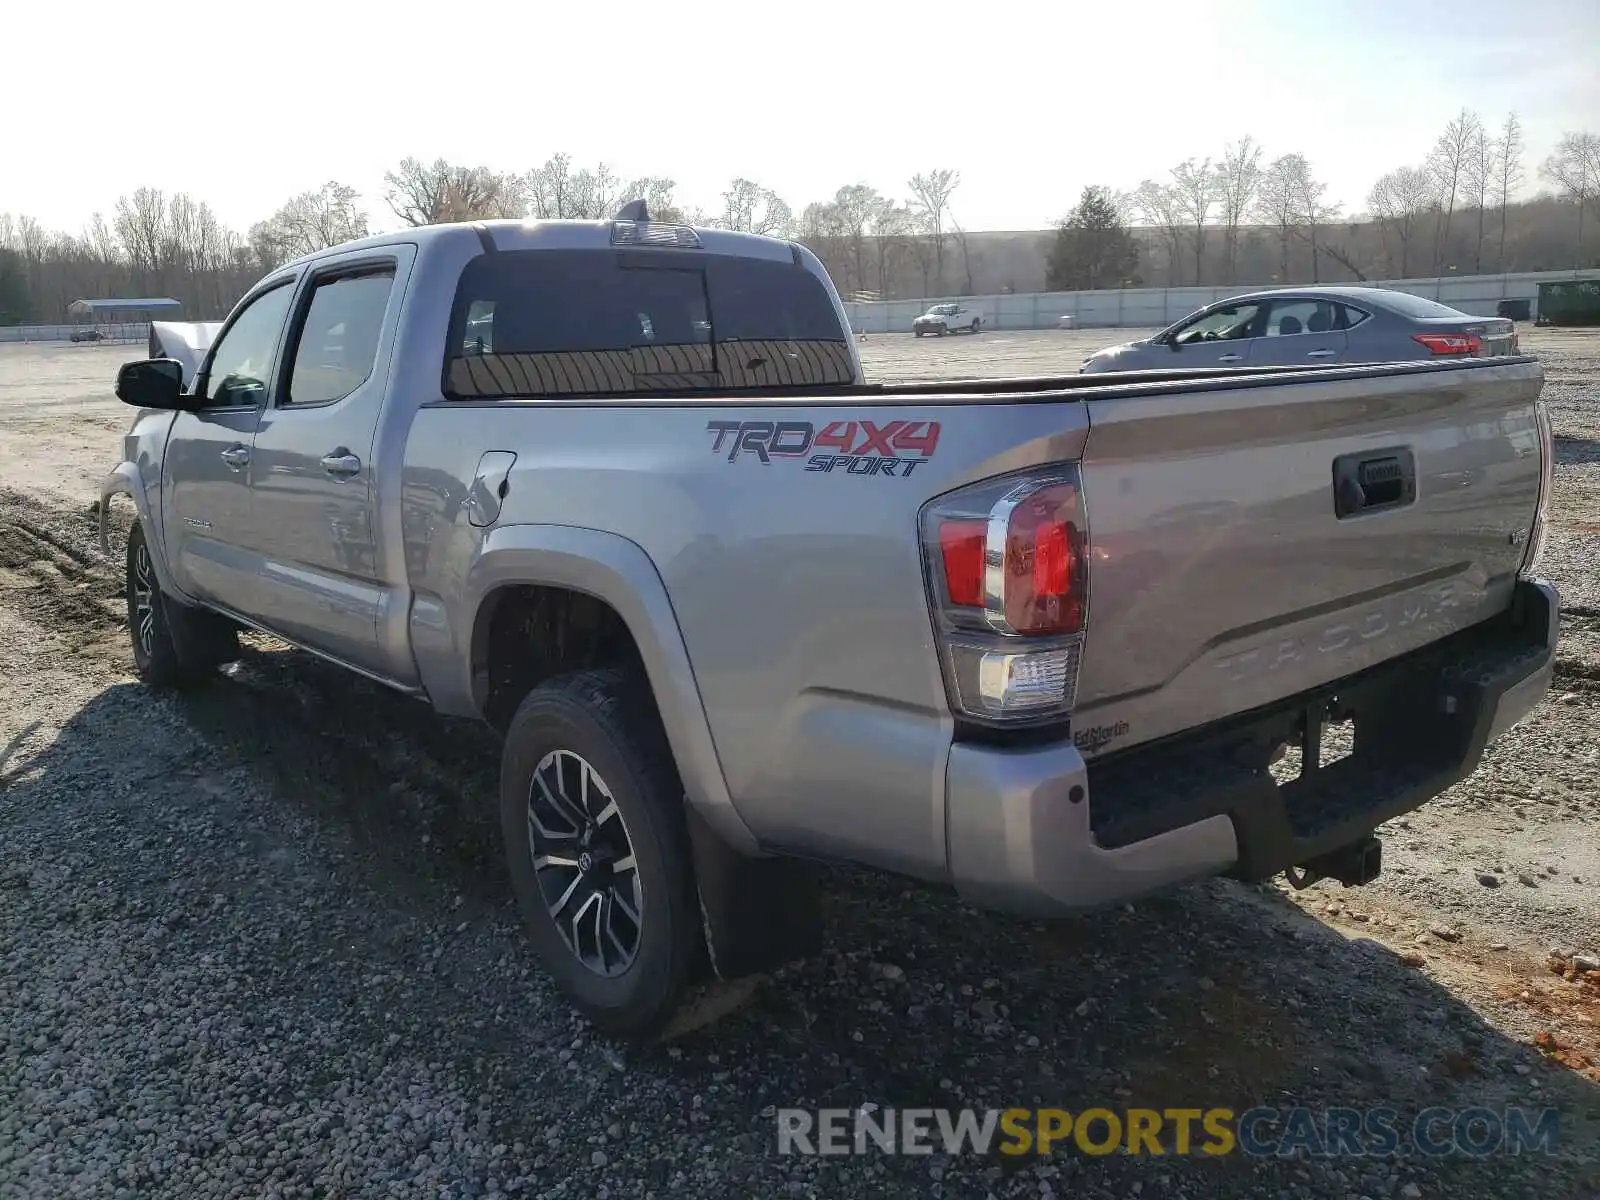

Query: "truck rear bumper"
<box><xmin>946</xmin><ymin>577</ymin><xmax>1559</xmax><ymax>918</ymax></box>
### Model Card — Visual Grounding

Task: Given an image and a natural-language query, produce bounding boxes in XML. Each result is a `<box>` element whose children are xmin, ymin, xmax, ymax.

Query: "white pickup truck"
<box><xmin>912</xmin><ymin>302</ymin><xmax>983</xmax><ymax>336</ymax></box>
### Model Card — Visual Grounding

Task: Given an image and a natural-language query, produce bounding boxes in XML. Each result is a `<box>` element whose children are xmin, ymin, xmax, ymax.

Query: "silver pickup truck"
<box><xmin>101</xmin><ymin>204</ymin><xmax>1559</xmax><ymax>1037</ymax></box>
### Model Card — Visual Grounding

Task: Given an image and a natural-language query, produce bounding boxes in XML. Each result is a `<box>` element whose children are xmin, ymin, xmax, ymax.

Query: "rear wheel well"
<box><xmin>473</xmin><ymin>585</ymin><xmax>646</xmax><ymax>734</ymax></box>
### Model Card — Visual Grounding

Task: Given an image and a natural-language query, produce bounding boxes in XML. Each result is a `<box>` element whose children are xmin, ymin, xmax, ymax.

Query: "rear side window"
<box><xmin>444</xmin><ymin>250</ymin><xmax>851</xmax><ymax>398</ymax></box>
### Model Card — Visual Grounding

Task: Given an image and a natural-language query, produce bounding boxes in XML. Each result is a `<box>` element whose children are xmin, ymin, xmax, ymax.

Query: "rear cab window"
<box><xmin>444</xmin><ymin>249</ymin><xmax>852</xmax><ymax>398</ymax></box>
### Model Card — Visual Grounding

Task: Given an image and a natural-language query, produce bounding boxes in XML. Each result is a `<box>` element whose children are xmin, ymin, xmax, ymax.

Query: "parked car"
<box><xmin>913</xmin><ymin>302</ymin><xmax>982</xmax><ymax>336</ymax></box>
<box><xmin>69</xmin><ymin>328</ymin><xmax>105</xmax><ymax>343</ymax></box>
<box><xmin>102</xmin><ymin>206</ymin><xmax>1558</xmax><ymax>1037</ymax></box>
<box><xmin>1079</xmin><ymin>286</ymin><xmax>1519</xmax><ymax>373</ymax></box>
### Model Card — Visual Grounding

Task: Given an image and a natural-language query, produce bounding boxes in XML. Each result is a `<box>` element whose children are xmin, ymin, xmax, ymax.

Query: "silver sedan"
<box><xmin>1079</xmin><ymin>286</ymin><xmax>1519</xmax><ymax>373</ymax></box>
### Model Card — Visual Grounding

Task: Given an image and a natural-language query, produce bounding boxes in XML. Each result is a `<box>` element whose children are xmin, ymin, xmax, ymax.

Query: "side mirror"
<box><xmin>115</xmin><ymin>358</ymin><xmax>188</xmax><ymax>410</ymax></box>
<box><xmin>1167</xmin><ymin>334</ymin><xmax>1182</xmax><ymax>351</ymax></box>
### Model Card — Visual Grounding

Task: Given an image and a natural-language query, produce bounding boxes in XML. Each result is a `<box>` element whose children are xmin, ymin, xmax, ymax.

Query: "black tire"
<box><xmin>500</xmin><ymin>668</ymin><xmax>701</xmax><ymax>1037</ymax></box>
<box><xmin>125</xmin><ymin>521</ymin><xmax>239</xmax><ymax>688</ymax></box>
<box><xmin>969</xmin><ymin>319</ymin><xmax>980</xmax><ymax>334</ymax></box>
<box><xmin>914</xmin><ymin>329</ymin><xmax>924</xmax><ymax>338</ymax></box>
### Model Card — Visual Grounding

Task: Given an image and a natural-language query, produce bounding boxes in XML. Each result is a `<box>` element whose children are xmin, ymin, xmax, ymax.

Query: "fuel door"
<box><xmin>465</xmin><ymin>451</ymin><xmax>517</xmax><ymax>528</ymax></box>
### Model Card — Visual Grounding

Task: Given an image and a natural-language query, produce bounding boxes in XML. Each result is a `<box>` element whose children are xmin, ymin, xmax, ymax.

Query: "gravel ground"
<box><xmin>0</xmin><ymin>330</ymin><xmax>1597</xmax><ymax>1199</ymax></box>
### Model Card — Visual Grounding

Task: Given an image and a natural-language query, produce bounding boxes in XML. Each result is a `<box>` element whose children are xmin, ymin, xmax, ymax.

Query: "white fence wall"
<box><xmin>0</xmin><ymin>322</ymin><xmax>151</xmax><ymax>344</ymax></box>
<box><xmin>842</xmin><ymin>269</ymin><xmax>1600</xmax><ymax>334</ymax></box>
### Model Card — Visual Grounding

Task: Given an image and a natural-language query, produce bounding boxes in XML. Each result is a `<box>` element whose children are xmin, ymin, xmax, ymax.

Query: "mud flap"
<box><xmin>684</xmin><ymin>804</ymin><xmax>823</xmax><ymax>981</ymax></box>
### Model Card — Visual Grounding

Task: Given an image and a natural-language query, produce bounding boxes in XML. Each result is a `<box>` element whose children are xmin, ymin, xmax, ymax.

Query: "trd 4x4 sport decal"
<box><xmin>706</xmin><ymin>419</ymin><xmax>941</xmax><ymax>477</ymax></box>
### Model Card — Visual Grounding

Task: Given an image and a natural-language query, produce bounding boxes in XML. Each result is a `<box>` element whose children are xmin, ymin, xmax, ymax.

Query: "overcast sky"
<box><xmin>5</xmin><ymin>0</ymin><xmax>1596</xmax><ymax>236</ymax></box>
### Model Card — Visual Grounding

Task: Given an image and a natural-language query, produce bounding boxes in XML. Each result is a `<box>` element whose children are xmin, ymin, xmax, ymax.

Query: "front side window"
<box><xmin>285</xmin><ymin>268</ymin><xmax>396</xmax><ymax>406</ymax></box>
<box><xmin>202</xmin><ymin>283</ymin><xmax>294</xmax><ymax>407</ymax></box>
<box><xmin>1172</xmin><ymin>302</ymin><xmax>1264</xmax><ymax>344</ymax></box>
<box><xmin>444</xmin><ymin>250</ymin><xmax>851</xmax><ymax>398</ymax></box>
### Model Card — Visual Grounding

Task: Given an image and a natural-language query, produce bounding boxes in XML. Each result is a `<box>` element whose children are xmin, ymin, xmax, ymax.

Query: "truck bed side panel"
<box><xmin>401</xmin><ymin>400</ymin><xmax>1090</xmax><ymax>880</ymax></box>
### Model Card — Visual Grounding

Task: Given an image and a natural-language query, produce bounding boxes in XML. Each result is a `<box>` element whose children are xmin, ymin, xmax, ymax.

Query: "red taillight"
<box><xmin>938</xmin><ymin>519</ymin><xmax>987</xmax><ymax>607</ymax></box>
<box><xmin>1413</xmin><ymin>332</ymin><xmax>1481</xmax><ymax>356</ymax></box>
<box><xmin>922</xmin><ymin>467</ymin><xmax>1091</xmax><ymax>725</ymax></box>
<box><xmin>1003</xmin><ymin>483</ymin><xmax>1083</xmax><ymax>634</ymax></box>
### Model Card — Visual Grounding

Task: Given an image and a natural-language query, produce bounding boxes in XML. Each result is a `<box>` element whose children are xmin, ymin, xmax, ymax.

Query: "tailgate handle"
<box><xmin>1333</xmin><ymin>448</ymin><xmax>1416</xmax><ymax>518</ymax></box>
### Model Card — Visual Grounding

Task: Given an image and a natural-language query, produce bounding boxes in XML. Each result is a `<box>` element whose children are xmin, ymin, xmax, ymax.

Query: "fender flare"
<box><xmin>453</xmin><ymin>523</ymin><xmax>760</xmax><ymax>855</ymax></box>
<box><xmin>98</xmin><ymin>463</ymin><xmax>183</xmax><ymax>598</ymax></box>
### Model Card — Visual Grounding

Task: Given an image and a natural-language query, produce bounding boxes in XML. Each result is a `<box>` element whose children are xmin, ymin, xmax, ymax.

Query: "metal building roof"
<box><xmin>68</xmin><ymin>297</ymin><xmax>183</xmax><ymax>315</ymax></box>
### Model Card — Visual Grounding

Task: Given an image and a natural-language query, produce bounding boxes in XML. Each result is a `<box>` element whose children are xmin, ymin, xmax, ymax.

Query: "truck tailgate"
<box><xmin>1071</xmin><ymin>359</ymin><xmax>1545</xmax><ymax>755</ymax></box>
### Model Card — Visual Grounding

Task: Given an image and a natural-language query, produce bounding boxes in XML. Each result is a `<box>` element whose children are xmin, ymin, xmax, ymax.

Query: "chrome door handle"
<box><xmin>220</xmin><ymin>445</ymin><xmax>250</xmax><ymax>469</ymax></box>
<box><xmin>1307</xmin><ymin>349</ymin><xmax>1337</xmax><ymax>359</ymax></box>
<box><xmin>1218</xmin><ymin>353</ymin><xmax>1243</xmax><ymax>363</ymax></box>
<box><xmin>320</xmin><ymin>450</ymin><xmax>362</xmax><ymax>479</ymax></box>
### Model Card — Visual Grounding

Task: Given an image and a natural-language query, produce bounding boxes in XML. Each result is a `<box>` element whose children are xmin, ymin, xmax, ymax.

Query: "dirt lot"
<box><xmin>1</xmin><ymin>330</ymin><xmax>1598</xmax><ymax>1198</ymax></box>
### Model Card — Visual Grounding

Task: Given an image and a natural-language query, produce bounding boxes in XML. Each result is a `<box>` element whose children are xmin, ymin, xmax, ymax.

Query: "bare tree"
<box><xmin>795</xmin><ymin>199</ymin><xmax>850</xmax><ymax>291</ymax></box>
<box><xmin>1462</xmin><ymin>125</ymin><xmax>1491</xmax><ymax>273</ymax></box>
<box><xmin>1169</xmin><ymin>157</ymin><xmax>1218</xmax><ymax>285</ymax></box>
<box><xmin>717</xmin><ymin>178</ymin><xmax>792</xmax><ymax>236</ymax></box>
<box><xmin>384</xmin><ymin>157</ymin><xmax>521</xmax><ymax>226</ymax></box>
<box><xmin>1367</xmin><ymin>165</ymin><xmax>1434</xmax><ymax>277</ymax></box>
<box><xmin>623</xmin><ymin>176</ymin><xmax>681</xmax><ymax>221</ymax></box>
<box><xmin>1426</xmin><ymin>108</ymin><xmax>1484</xmax><ymax>273</ymax></box>
<box><xmin>1489</xmin><ymin>112</ymin><xmax>1526</xmax><ymax>270</ymax></box>
<box><xmin>1254</xmin><ymin>155</ymin><xmax>1304</xmax><ymax>283</ymax></box>
<box><xmin>1295</xmin><ymin>161</ymin><xmax>1340</xmax><ymax>282</ymax></box>
<box><xmin>1132</xmin><ymin>180</ymin><xmax>1185</xmax><ymax>285</ymax></box>
<box><xmin>830</xmin><ymin>185</ymin><xmax>890</xmax><ymax>296</ymax></box>
<box><xmin>907</xmin><ymin>169</ymin><xmax>959</xmax><ymax>293</ymax></box>
<box><xmin>872</xmin><ymin>204</ymin><xmax>917</xmax><ymax>297</ymax></box>
<box><xmin>248</xmin><ymin>182</ymin><xmax>369</xmax><ymax>268</ymax></box>
<box><xmin>523</xmin><ymin>153</ymin><xmax>579</xmax><ymax>219</ymax></box>
<box><xmin>1215</xmin><ymin>137</ymin><xmax>1262</xmax><ymax>284</ymax></box>
<box><xmin>84</xmin><ymin>213</ymin><xmax>119</xmax><ymax>267</ymax></box>
<box><xmin>113</xmin><ymin>188</ymin><xmax>169</xmax><ymax>290</ymax></box>
<box><xmin>949</xmin><ymin>215</ymin><xmax>976</xmax><ymax>295</ymax></box>
<box><xmin>522</xmin><ymin>153</ymin><xmax>676</xmax><ymax>221</ymax></box>
<box><xmin>1540</xmin><ymin>130</ymin><xmax>1600</xmax><ymax>266</ymax></box>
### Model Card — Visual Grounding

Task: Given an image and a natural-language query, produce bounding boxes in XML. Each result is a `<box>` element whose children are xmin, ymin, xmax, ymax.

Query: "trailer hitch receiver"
<box><xmin>1284</xmin><ymin>835</ymin><xmax>1383</xmax><ymax>890</ymax></box>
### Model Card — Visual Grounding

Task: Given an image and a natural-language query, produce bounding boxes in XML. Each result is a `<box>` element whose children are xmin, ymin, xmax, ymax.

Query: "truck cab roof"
<box><xmin>280</xmin><ymin>217</ymin><xmax>803</xmax><ymax>272</ymax></box>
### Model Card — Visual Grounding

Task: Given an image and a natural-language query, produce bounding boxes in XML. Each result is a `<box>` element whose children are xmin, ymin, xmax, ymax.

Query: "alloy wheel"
<box><xmin>526</xmin><ymin>749</ymin><xmax>644</xmax><ymax>977</ymax></box>
<box><xmin>131</xmin><ymin>541</ymin><xmax>156</xmax><ymax>660</ymax></box>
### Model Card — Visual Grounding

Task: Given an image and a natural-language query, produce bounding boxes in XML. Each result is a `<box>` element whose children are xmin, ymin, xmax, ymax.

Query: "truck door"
<box><xmin>242</xmin><ymin>247</ymin><xmax>413</xmax><ymax>679</ymax></box>
<box><xmin>162</xmin><ymin>279</ymin><xmax>296</xmax><ymax>613</ymax></box>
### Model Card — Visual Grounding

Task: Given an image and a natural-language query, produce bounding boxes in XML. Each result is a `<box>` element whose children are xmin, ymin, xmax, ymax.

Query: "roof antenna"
<box><xmin>614</xmin><ymin>198</ymin><xmax>650</xmax><ymax>222</ymax></box>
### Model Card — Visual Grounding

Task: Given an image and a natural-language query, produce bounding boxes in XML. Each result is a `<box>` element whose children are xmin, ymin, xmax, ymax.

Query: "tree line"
<box><xmin>1046</xmin><ymin>113</ymin><xmax>1599</xmax><ymax>292</ymax></box>
<box><xmin>1</xmin><ymin>119</ymin><xmax>1597</xmax><ymax>325</ymax></box>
